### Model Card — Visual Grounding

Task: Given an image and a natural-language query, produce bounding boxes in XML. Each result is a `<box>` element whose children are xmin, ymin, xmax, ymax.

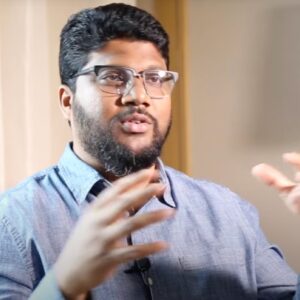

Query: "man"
<box><xmin>0</xmin><ymin>3</ymin><xmax>298</xmax><ymax>299</ymax></box>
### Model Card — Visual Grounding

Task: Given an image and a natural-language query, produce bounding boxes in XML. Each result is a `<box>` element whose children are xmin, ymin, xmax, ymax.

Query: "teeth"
<box><xmin>126</xmin><ymin>120</ymin><xmax>141</xmax><ymax>124</ymax></box>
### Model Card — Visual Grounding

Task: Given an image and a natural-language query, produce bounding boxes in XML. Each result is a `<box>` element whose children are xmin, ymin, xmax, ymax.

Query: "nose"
<box><xmin>121</xmin><ymin>77</ymin><xmax>150</xmax><ymax>107</ymax></box>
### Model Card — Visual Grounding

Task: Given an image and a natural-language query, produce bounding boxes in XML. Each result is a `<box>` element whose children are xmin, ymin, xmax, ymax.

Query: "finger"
<box><xmin>93</xmin><ymin>182</ymin><xmax>166</xmax><ymax>225</ymax></box>
<box><xmin>251</xmin><ymin>163</ymin><xmax>296</xmax><ymax>193</ymax></box>
<box><xmin>113</xmin><ymin>168</ymin><xmax>161</xmax><ymax>189</ymax></box>
<box><xmin>92</xmin><ymin>169</ymin><xmax>156</xmax><ymax>209</ymax></box>
<box><xmin>283</xmin><ymin>153</ymin><xmax>300</xmax><ymax>182</ymax></box>
<box><xmin>281</xmin><ymin>186</ymin><xmax>300</xmax><ymax>214</ymax></box>
<box><xmin>113</xmin><ymin>168</ymin><xmax>160</xmax><ymax>190</ymax></box>
<box><xmin>100</xmin><ymin>241</ymin><xmax>169</xmax><ymax>268</ymax></box>
<box><xmin>102</xmin><ymin>208</ymin><xmax>175</xmax><ymax>245</ymax></box>
<box><xmin>283</xmin><ymin>152</ymin><xmax>300</xmax><ymax>170</ymax></box>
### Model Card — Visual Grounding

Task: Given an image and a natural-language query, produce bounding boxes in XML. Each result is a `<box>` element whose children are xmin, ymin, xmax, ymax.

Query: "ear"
<box><xmin>59</xmin><ymin>84</ymin><xmax>74</xmax><ymax>123</ymax></box>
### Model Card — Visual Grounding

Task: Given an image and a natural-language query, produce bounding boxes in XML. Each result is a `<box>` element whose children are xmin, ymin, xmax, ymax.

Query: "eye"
<box><xmin>97</xmin><ymin>69</ymin><xmax>127</xmax><ymax>86</ymax></box>
<box><xmin>145</xmin><ymin>72</ymin><xmax>163</xmax><ymax>86</ymax></box>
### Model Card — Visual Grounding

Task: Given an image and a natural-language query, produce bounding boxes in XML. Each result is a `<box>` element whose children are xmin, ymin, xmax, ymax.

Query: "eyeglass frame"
<box><xmin>73</xmin><ymin>65</ymin><xmax>179</xmax><ymax>99</ymax></box>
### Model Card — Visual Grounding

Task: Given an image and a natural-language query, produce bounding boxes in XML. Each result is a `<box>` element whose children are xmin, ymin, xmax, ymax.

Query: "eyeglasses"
<box><xmin>74</xmin><ymin>65</ymin><xmax>179</xmax><ymax>99</ymax></box>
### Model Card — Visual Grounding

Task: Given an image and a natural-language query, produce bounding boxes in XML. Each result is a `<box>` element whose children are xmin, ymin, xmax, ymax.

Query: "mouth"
<box><xmin>120</xmin><ymin>113</ymin><xmax>152</xmax><ymax>134</ymax></box>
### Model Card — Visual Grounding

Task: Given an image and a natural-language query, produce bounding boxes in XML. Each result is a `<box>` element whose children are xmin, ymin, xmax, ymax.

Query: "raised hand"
<box><xmin>252</xmin><ymin>152</ymin><xmax>300</xmax><ymax>214</ymax></box>
<box><xmin>53</xmin><ymin>169</ymin><xmax>175</xmax><ymax>298</ymax></box>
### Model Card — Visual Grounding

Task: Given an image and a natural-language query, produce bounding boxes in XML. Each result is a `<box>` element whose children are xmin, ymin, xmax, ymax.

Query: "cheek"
<box><xmin>75</xmin><ymin>79</ymin><xmax>104</xmax><ymax>115</ymax></box>
<box><xmin>74</xmin><ymin>95</ymin><xmax>108</xmax><ymax>125</ymax></box>
<box><xmin>156</xmin><ymin>101</ymin><xmax>172</xmax><ymax>129</ymax></box>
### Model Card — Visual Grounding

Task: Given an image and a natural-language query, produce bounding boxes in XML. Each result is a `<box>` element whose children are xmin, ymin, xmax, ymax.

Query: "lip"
<box><xmin>120</xmin><ymin>113</ymin><xmax>152</xmax><ymax>125</ymax></box>
<box><xmin>120</xmin><ymin>113</ymin><xmax>153</xmax><ymax>134</ymax></box>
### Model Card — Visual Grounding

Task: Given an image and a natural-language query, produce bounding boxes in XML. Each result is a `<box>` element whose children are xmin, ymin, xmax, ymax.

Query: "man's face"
<box><xmin>70</xmin><ymin>40</ymin><xmax>172</xmax><ymax>177</ymax></box>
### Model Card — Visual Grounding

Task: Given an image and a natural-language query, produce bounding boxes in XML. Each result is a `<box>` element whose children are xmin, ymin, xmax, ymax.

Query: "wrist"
<box><xmin>53</xmin><ymin>263</ymin><xmax>85</xmax><ymax>299</ymax></box>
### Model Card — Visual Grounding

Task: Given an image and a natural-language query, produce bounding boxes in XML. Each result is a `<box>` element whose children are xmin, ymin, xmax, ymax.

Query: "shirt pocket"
<box><xmin>178</xmin><ymin>248</ymin><xmax>253</xmax><ymax>299</ymax></box>
<box><xmin>179</xmin><ymin>247</ymin><xmax>245</xmax><ymax>270</ymax></box>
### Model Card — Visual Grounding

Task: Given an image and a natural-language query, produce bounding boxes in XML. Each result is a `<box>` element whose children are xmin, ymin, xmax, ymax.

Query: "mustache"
<box><xmin>111</xmin><ymin>107</ymin><xmax>158</xmax><ymax>126</ymax></box>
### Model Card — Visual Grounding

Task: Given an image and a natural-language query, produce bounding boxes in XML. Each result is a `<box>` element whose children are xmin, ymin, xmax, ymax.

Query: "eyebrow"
<box><xmin>105</xmin><ymin>64</ymin><xmax>167</xmax><ymax>71</ymax></box>
<box><xmin>143</xmin><ymin>65</ymin><xmax>167</xmax><ymax>70</ymax></box>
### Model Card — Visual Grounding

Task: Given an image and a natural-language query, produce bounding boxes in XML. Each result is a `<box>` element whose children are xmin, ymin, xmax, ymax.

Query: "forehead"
<box><xmin>86</xmin><ymin>39</ymin><xmax>167</xmax><ymax>70</ymax></box>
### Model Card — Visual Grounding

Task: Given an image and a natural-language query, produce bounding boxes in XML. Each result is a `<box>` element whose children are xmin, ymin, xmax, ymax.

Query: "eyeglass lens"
<box><xmin>96</xmin><ymin>67</ymin><xmax>176</xmax><ymax>98</ymax></box>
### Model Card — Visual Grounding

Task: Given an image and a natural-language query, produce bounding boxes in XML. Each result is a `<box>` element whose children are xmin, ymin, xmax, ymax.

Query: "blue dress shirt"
<box><xmin>0</xmin><ymin>144</ymin><xmax>298</xmax><ymax>299</ymax></box>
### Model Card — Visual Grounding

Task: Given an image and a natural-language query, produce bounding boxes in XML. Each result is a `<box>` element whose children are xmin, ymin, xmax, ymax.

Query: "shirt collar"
<box><xmin>58</xmin><ymin>143</ymin><xmax>104</xmax><ymax>204</ymax></box>
<box><xmin>156</xmin><ymin>158</ymin><xmax>176</xmax><ymax>208</ymax></box>
<box><xmin>58</xmin><ymin>143</ymin><xmax>175</xmax><ymax>207</ymax></box>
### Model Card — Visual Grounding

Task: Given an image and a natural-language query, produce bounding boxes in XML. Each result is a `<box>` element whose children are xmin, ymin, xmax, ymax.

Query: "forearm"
<box><xmin>28</xmin><ymin>269</ymin><xmax>66</xmax><ymax>300</ymax></box>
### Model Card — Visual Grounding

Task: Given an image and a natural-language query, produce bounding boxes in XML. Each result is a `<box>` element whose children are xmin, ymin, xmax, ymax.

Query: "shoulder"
<box><xmin>165</xmin><ymin>166</ymin><xmax>238</xmax><ymax>198</ymax></box>
<box><xmin>164</xmin><ymin>166</ymin><xmax>258</xmax><ymax>222</ymax></box>
<box><xmin>0</xmin><ymin>165</ymin><xmax>59</xmax><ymax>219</ymax></box>
<box><xmin>1</xmin><ymin>165</ymin><xmax>58</xmax><ymax>196</ymax></box>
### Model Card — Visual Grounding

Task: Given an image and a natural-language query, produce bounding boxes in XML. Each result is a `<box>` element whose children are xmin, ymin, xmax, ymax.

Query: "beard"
<box><xmin>73</xmin><ymin>100</ymin><xmax>171</xmax><ymax>177</ymax></box>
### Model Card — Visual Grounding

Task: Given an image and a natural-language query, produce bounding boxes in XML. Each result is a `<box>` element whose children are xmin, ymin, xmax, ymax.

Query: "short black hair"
<box><xmin>59</xmin><ymin>3</ymin><xmax>169</xmax><ymax>91</ymax></box>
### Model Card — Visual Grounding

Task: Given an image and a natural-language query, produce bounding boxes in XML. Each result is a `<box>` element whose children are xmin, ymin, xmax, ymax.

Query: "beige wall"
<box><xmin>2</xmin><ymin>0</ymin><xmax>300</xmax><ymax>274</ymax></box>
<box><xmin>188</xmin><ymin>0</ymin><xmax>300</xmax><ymax>271</ymax></box>
<box><xmin>0</xmin><ymin>0</ymin><xmax>135</xmax><ymax>189</ymax></box>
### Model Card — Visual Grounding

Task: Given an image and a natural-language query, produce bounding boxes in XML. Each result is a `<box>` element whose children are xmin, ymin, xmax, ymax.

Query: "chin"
<box><xmin>120</xmin><ymin>137</ymin><xmax>153</xmax><ymax>152</ymax></box>
<box><xmin>128</xmin><ymin>145</ymin><xmax>152</xmax><ymax>155</ymax></box>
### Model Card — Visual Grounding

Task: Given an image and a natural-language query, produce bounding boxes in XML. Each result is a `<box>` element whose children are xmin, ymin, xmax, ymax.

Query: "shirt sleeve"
<box><xmin>238</xmin><ymin>199</ymin><xmax>297</xmax><ymax>299</ymax></box>
<box><xmin>0</xmin><ymin>216</ymin><xmax>65</xmax><ymax>300</ymax></box>
<box><xmin>29</xmin><ymin>269</ymin><xmax>65</xmax><ymax>300</ymax></box>
<box><xmin>293</xmin><ymin>275</ymin><xmax>300</xmax><ymax>300</ymax></box>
